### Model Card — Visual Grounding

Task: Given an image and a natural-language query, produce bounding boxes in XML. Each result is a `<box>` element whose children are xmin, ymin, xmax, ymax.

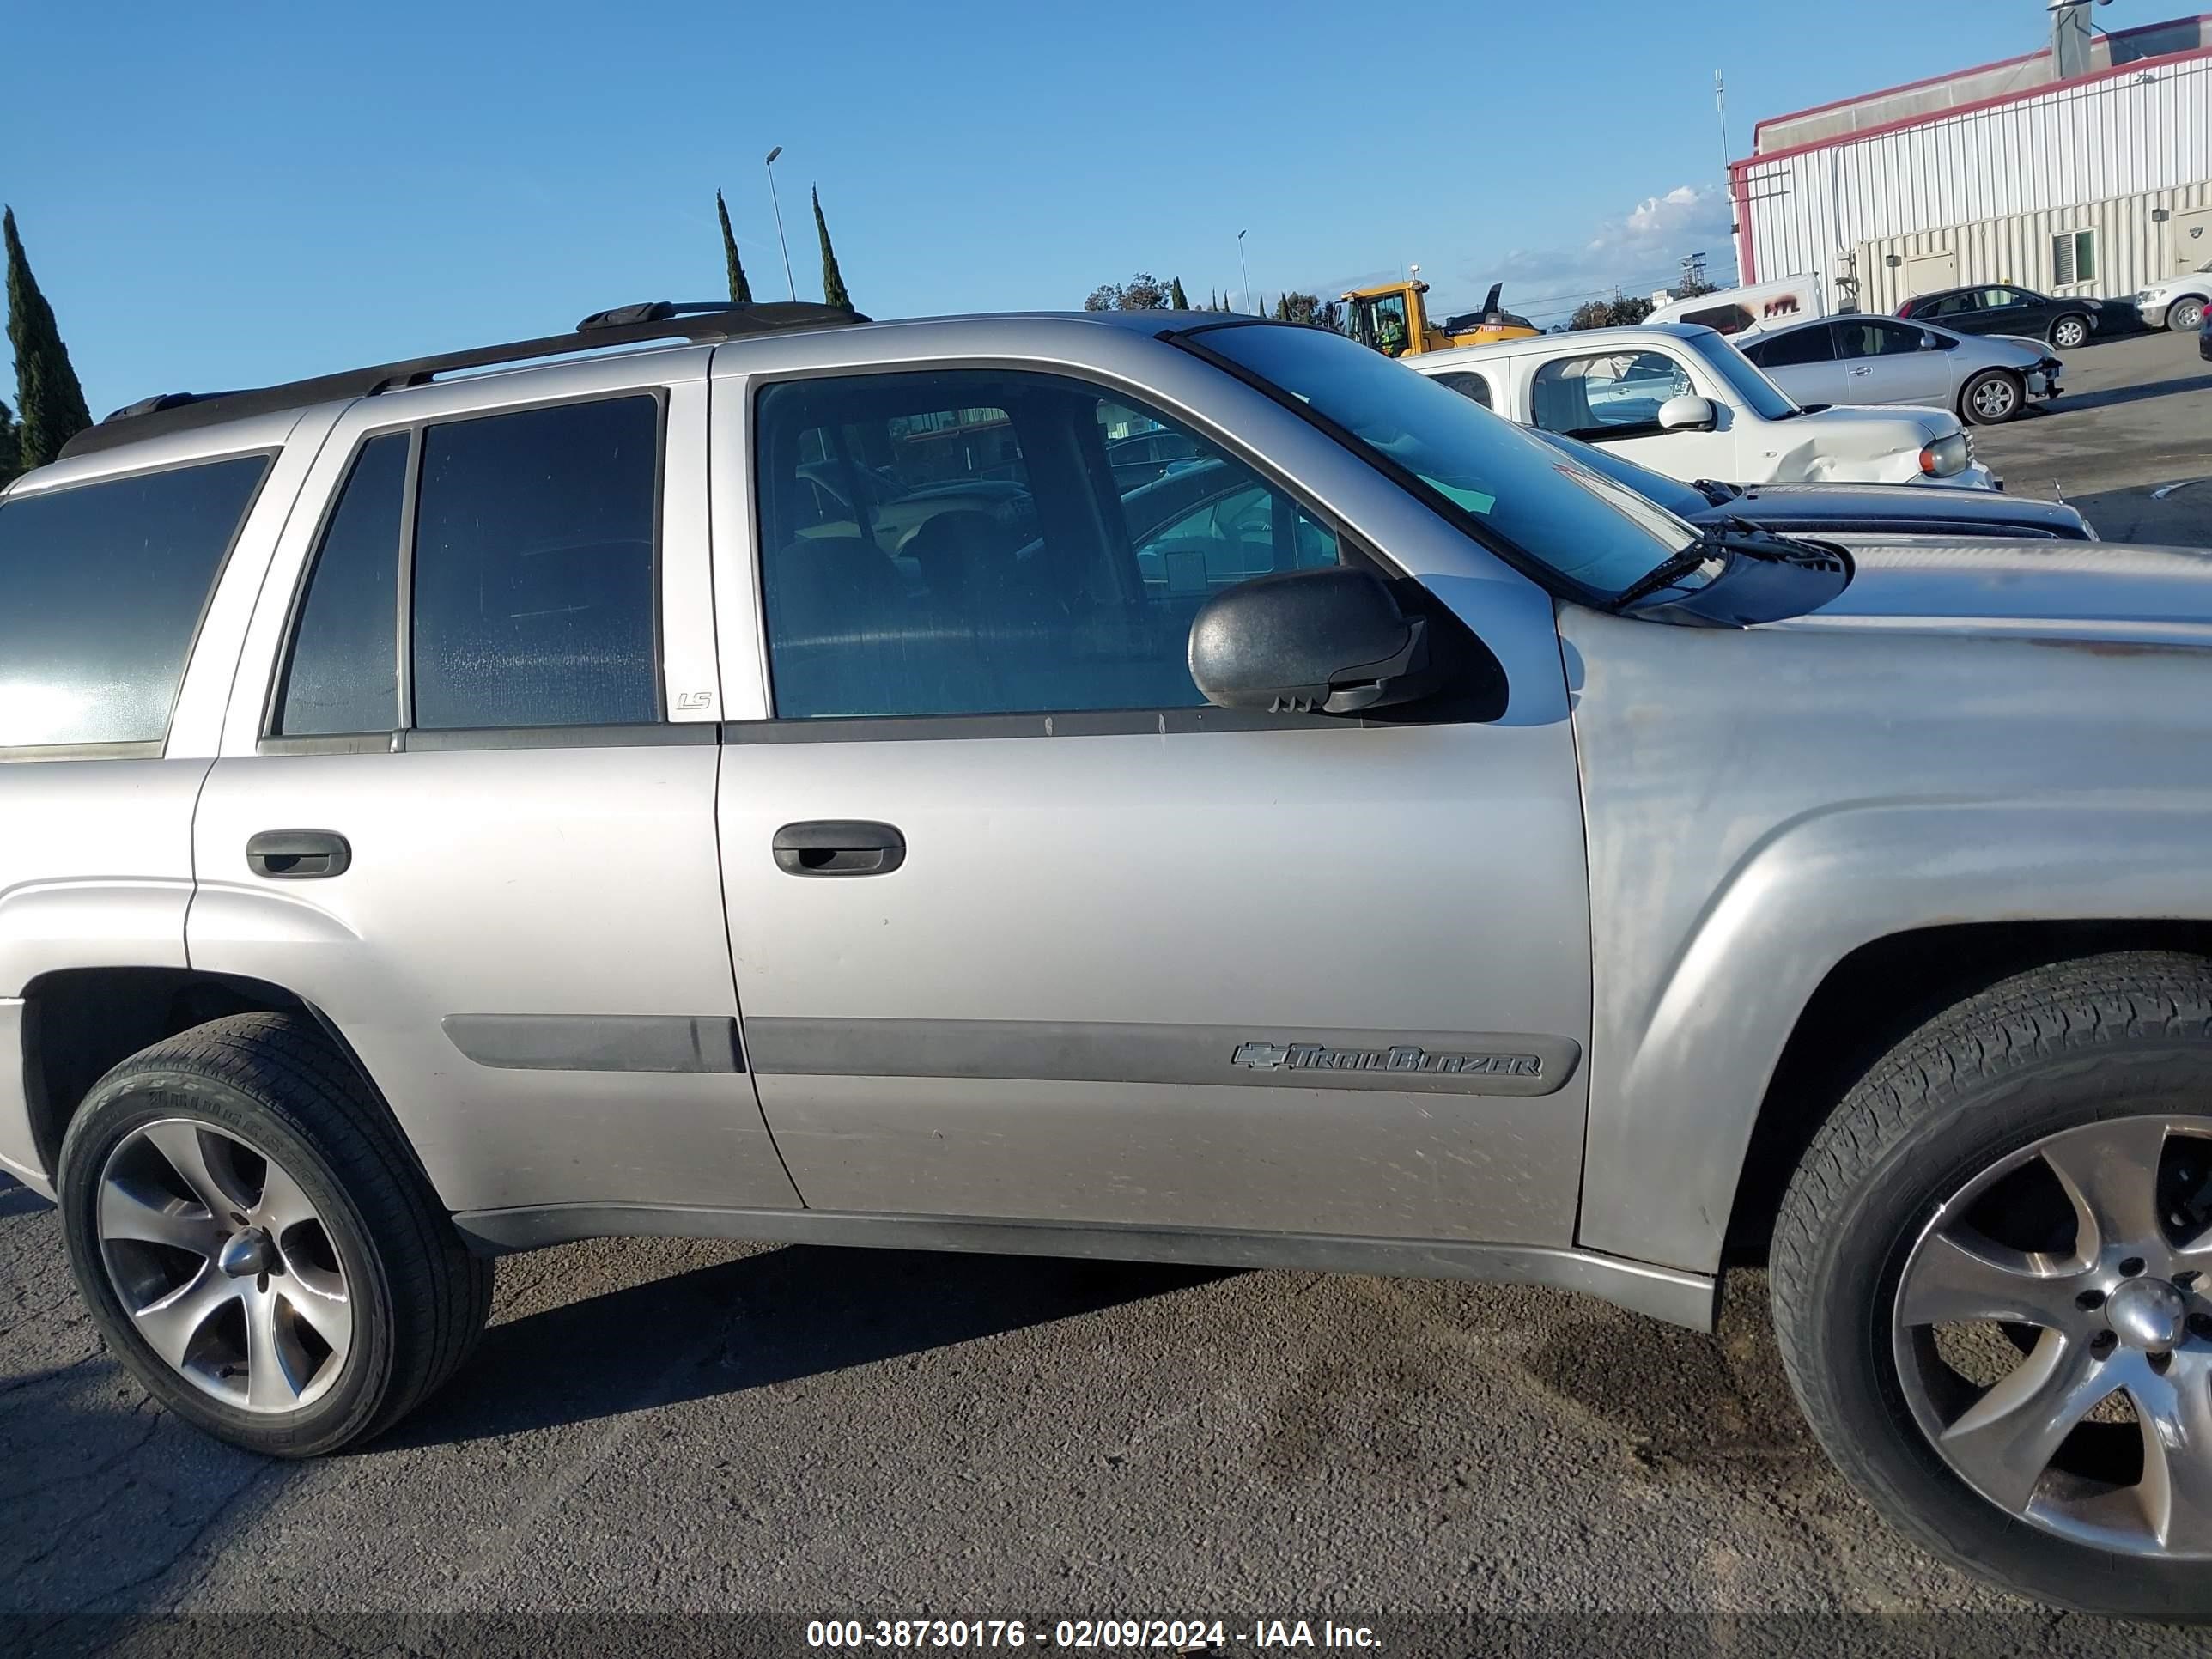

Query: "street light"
<box><xmin>1237</xmin><ymin>229</ymin><xmax>1251</xmax><ymax>315</ymax></box>
<box><xmin>764</xmin><ymin>145</ymin><xmax>797</xmax><ymax>301</ymax></box>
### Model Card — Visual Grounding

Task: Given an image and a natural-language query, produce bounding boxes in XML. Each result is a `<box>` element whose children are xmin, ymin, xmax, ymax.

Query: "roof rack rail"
<box><xmin>59</xmin><ymin>300</ymin><xmax>869</xmax><ymax>462</ymax></box>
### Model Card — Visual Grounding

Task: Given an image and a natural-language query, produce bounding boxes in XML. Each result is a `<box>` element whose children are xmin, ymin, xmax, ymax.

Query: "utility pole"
<box><xmin>1237</xmin><ymin>229</ymin><xmax>1252</xmax><ymax>315</ymax></box>
<box><xmin>1716</xmin><ymin>71</ymin><xmax>1734</xmax><ymax>228</ymax></box>
<box><xmin>764</xmin><ymin>145</ymin><xmax>797</xmax><ymax>301</ymax></box>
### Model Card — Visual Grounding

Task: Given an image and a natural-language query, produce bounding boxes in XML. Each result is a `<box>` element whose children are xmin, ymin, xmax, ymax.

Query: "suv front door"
<box><xmin>711</xmin><ymin>353</ymin><xmax>1593</xmax><ymax>1247</ymax></box>
<box><xmin>189</xmin><ymin>356</ymin><xmax>800</xmax><ymax>1224</ymax></box>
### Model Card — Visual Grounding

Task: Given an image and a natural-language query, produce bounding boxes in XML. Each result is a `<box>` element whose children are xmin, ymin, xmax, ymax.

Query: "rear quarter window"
<box><xmin>0</xmin><ymin>455</ymin><xmax>270</xmax><ymax>748</ymax></box>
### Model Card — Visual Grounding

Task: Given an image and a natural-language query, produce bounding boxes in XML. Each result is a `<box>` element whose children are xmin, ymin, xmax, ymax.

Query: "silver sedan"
<box><xmin>1737</xmin><ymin>313</ymin><xmax>2063</xmax><ymax>426</ymax></box>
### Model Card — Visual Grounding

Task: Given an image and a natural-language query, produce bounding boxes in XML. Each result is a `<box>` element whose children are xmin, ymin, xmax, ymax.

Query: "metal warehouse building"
<box><xmin>1731</xmin><ymin>12</ymin><xmax>2212</xmax><ymax>315</ymax></box>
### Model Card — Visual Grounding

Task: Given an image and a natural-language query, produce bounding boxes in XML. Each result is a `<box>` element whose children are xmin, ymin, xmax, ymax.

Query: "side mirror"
<box><xmin>1657</xmin><ymin>394</ymin><xmax>1718</xmax><ymax>432</ymax></box>
<box><xmin>1189</xmin><ymin>567</ymin><xmax>1432</xmax><ymax>716</ymax></box>
<box><xmin>1920</xmin><ymin>331</ymin><xmax>1944</xmax><ymax>350</ymax></box>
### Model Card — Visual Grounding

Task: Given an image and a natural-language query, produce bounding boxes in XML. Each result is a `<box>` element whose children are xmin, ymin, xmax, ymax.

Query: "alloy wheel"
<box><xmin>2174</xmin><ymin>301</ymin><xmax>2206</xmax><ymax>334</ymax></box>
<box><xmin>1893</xmin><ymin>1115</ymin><xmax>2212</xmax><ymax>1557</ymax></box>
<box><xmin>95</xmin><ymin>1118</ymin><xmax>353</xmax><ymax>1413</ymax></box>
<box><xmin>1970</xmin><ymin>376</ymin><xmax>2019</xmax><ymax>422</ymax></box>
<box><xmin>2053</xmin><ymin>319</ymin><xmax>2088</xmax><ymax>349</ymax></box>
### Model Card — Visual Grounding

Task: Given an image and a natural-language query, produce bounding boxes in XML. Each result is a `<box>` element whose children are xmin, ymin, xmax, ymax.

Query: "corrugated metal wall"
<box><xmin>1736</xmin><ymin>52</ymin><xmax>2212</xmax><ymax>289</ymax></box>
<box><xmin>1856</xmin><ymin>179</ymin><xmax>2212</xmax><ymax>311</ymax></box>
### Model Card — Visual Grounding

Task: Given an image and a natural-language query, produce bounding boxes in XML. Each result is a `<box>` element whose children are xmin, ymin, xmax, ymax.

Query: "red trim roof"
<box><xmin>1745</xmin><ymin>13</ymin><xmax>2212</xmax><ymax>159</ymax></box>
<box><xmin>1731</xmin><ymin>29</ymin><xmax>2212</xmax><ymax>173</ymax></box>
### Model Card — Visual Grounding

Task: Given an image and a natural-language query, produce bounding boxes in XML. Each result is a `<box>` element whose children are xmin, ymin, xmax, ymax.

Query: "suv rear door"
<box><xmin>708</xmin><ymin>340</ymin><xmax>1594</xmax><ymax>1247</ymax></box>
<box><xmin>188</xmin><ymin>353</ymin><xmax>800</xmax><ymax>1224</ymax></box>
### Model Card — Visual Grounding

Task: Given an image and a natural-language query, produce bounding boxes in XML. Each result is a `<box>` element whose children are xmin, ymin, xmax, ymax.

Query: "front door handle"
<box><xmin>773</xmin><ymin>820</ymin><xmax>905</xmax><ymax>878</ymax></box>
<box><xmin>246</xmin><ymin>830</ymin><xmax>351</xmax><ymax>880</ymax></box>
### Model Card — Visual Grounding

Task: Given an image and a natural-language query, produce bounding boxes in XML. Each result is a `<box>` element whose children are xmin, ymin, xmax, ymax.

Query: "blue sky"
<box><xmin>8</xmin><ymin>0</ymin><xmax>2153</xmax><ymax>415</ymax></box>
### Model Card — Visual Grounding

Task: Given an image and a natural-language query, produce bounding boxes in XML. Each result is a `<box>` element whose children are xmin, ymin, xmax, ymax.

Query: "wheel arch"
<box><xmin>20</xmin><ymin>966</ymin><xmax>416</xmax><ymax>1190</ymax></box>
<box><xmin>1724</xmin><ymin>920</ymin><xmax>2212</xmax><ymax>1266</ymax></box>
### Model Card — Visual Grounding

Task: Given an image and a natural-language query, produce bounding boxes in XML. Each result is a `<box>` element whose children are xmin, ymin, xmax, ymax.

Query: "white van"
<box><xmin>1646</xmin><ymin>275</ymin><xmax>1829</xmax><ymax>337</ymax></box>
<box><xmin>1411</xmin><ymin>322</ymin><xmax>1996</xmax><ymax>490</ymax></box>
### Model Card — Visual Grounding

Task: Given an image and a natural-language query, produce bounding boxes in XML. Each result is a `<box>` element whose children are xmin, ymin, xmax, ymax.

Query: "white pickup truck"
<box><xmin>1412</xmin><ymin>322</ymin><xmax>1997</xmax><ymax>491</ymax></box>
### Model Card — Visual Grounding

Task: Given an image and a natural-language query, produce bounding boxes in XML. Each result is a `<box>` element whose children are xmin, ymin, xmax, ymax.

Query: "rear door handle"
<box><xmin>246</xmin><ymin>830</ymin><xmax>351</xmax><ymax>880</ymax></box>
<box><xmin>773</xmin><ymin>820</ymin><xmax>905</xmax><ymax>878</ymax></box>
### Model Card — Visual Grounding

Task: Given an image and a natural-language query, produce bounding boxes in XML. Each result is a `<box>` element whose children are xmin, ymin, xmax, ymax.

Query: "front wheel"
<box><xmin>2051</xmin><ymin>314</ymin><xmax>2091</xmax><ymax>349</ymax></box>
<box><xmin>2170</xmin><ymin>298</ymin><xmax>2208</xmax><ymax>335</ymax></box>
<box><xmin>57</xmin><ymin>1012</ymin><xmax>493</xmax><ymax>1456</ymax></box>
<box><xmin>1960</xmin><ymin>369</ymin><xmax>2023</xmax><ymax>426</ymax></box>
<box><xmin>1771</xmin><ymin>951</ymin><xmax>2212</xmax><ymax>1619</ymax></box>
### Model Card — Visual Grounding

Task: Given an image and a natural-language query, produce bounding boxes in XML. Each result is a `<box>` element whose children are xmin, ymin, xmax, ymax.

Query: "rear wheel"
<box><xmin>57</xmin><ymin>1012</ymin><xmax>492</xmax><ymax>1457</ymax></box>
<box><xmin>2170</xmin><ymin>298</ymin><xmax>2208</xmax><ymax>335</ymax></box>
<box><xmin>1960</xmin><ymin>369</ymin><xmax>2023</xmax><ymax>426</ymax></box>
<box><xmin>1771</xmin><ymin>951</ymin><xmax>2212</xmax><ymax>1618</ymax></box>
<box><xmin>2051</xmin><ymin>314</ymin><xmax>2091</xmax><ymax>350</ymax></box>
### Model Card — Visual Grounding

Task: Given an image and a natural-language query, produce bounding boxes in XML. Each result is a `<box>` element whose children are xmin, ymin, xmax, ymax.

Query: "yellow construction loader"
<box><xmin>1339</xmin><ymin>279</ymin><xmax>1538</xmax><ymax>356</ymax></box>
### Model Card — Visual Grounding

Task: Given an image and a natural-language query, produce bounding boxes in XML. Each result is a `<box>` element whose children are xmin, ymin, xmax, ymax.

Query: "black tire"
<box><xmin>2049</xmin><ymin>314</ymin><xmax>2091</xmax><ymax>350</ymax></box>
<box><xmin>1960</xmin><ymin>368</ymin><xmax>2024</xmax><ymax>426</ymax></box>
<box><xmin>1771</xmin><ymin>951</ymin><xmax>2212</xmax><ymax>1619</ymax></box>
<box><xmin>2169</xmin><ymin>298</ymin><xmax>2208</xmax><ymax>336</ymax></box>
<box><xmin>57</xmin><ymin>1012</ymin><xmax>493</xmax><ymax>1456</ymax></box>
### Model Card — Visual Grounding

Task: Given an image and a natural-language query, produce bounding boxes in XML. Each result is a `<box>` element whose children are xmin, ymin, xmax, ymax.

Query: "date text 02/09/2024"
<box><xmin>805</xmin><ymin>1619</ymin><xmax>1382</xmax><ymax>1649</ymax></box>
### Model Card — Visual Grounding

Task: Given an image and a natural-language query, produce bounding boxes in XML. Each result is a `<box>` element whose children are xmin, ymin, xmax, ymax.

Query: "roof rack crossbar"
<box><xmin>59</xmin><ymin>300</ymin><xmax>868</xmax><ymax>461</ymax></box>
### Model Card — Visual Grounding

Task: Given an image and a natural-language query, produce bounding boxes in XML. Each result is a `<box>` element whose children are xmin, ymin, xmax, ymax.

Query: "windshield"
<box><xmin>1190</xmin><ymin>322</ymin><xmax>1700</xmax><ymax>599</ymax></box>
<box><xmin>1682</xmin><ymin>330</ymin><xmax>1802</xmax><ymax>421</ymax></box>
<box><xmin>1526</xmin><ymin>428</ymin><xmax>1713</xmax><ymax>519</ymax></box>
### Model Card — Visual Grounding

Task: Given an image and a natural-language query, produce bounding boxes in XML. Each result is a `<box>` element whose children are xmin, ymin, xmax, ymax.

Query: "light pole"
<box><xmin>764</xmin><ymin>145</ymin><xmax>797</xmax><ymax>301</ymax></box>
<box><xmin>1237</xmin><ymin>229</ymin><xmax>1251</xmax><ymax>314</ymax></box>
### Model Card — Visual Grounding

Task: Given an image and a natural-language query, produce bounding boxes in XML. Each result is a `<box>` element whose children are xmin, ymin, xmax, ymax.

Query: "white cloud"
<box><xmin>1449</xmin><ymin>184</ymin><xmax>1740</xmax><ymax>325</ymax></box>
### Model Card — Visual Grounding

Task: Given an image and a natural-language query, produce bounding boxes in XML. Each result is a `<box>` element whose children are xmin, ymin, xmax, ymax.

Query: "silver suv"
<box><xmin>4</xmin><ymin>301</ymin><xmax>2210</xmax><ymax>1618</ymax></box>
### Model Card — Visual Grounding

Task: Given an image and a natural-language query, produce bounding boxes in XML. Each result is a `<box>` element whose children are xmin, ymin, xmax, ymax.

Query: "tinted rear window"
<box><xmin>410</xmin><ymin>396</ymin><xmax>660</xmax><ymax>730</ymax></box>
<box><xmin>0</xmin><ymin>455</ymin><xmax>269</xmax><ymax>747</ymax></box>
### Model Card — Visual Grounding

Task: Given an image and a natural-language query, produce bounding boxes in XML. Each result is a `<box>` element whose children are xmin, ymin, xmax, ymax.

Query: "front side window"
<box><xmin>275</xmin><ymin>432</ymin><xmax>408</xmax><ymax>736</ymax></box>
<box><xmin>0</xmin><ymin>454</ymin><xmax>268</xmax><ymax>747</ymax></box>
<box><xmin>410</xmin><ymin>396</ymin><xmax>660</xmax><ymax>730</ymax></box>
<box><xmin>1837</xmin><ymin>319</ymin><xmax>1923</xmax><ymax>358</ymax></box>
<box><xmin>1190</xmin><ymin>322</ymin><xmax>1699</xmax><ymax>599</ymax></box>
<box><xmin>754</xmin><ymin>370</ymin><xmax>1344</xmax><ymax>720</ymax></box>
<box><xmin>1981</xmin><ymin>288</ymin><xmax>2027</xmax><ymax>309</ymax></box>
<box><xmin>1527</xmin><ymin>349</ymin><xmax>1693</xmax><ymax>440</ymax></box>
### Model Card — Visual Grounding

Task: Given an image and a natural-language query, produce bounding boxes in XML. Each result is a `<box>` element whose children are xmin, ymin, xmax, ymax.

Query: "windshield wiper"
<box><xmin>1613</xmin><ymin>544</ymin><xmax>1728</xmax><ymax>607</ymax></box>
<box><xmin>1693</xmin><ymin>478</ymin><xmax>1741</xmax><ymax>506</ymax></box>
<box><xmin>1614</xmin><ymin>521</ymin><xmax>1845</xmax><ymax>609</ymax></box>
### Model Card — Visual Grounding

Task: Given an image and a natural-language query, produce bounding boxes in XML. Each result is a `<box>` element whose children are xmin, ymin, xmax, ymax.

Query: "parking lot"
<box><xmin>3</xmin><ymin>325</ymin><xmax>2210</xmax><ymax>1656</ymax></box>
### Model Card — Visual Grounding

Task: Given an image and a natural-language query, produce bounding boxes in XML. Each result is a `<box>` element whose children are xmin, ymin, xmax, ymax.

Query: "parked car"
<box><xmin>9</xmin><ymin>301</ymin><xmax>2212</xmax><ymax>1618</ymax></box>
<box><xmin>2134</xmin><ymin>261</ymin><xmax>2211</xmax><ymax>335</ymax></box>
<box><xmin>1411</xmin><ymin>322</ymin><xmax>1996</xmax><ymax>490</ymax></box>
<box><xmin>1518</xmin><ymin>427</ymin><xmax>2096</xmax><ymax>538</ymax></box>
<box><xmin>2203</xmin><ymin>302</ymin><xmax>2211</xmax><ymax>362</ymax></box>
<box><xmin>1899</xmin><ymin>283</ymin><xmax>2114</xmax><ymax>350</ymax></box>
<box><xmin>1737</xmin><ymin>314</ymin><xmax>2062</xmax><ymax>426</ymax></box>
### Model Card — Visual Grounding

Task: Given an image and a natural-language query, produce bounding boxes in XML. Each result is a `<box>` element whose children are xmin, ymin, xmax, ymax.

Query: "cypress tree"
<box><xmin>4</xmin><ymin>208</ymin><xmax>92</xmax><ymax>471</ymax></box>
<box><xmin>1169</xmin><ymin>276</ymin><xmax>1189</xmax><ymax>310</ymax></box>
<box><xmin>812</xmin><ymin>187</ymin><xmax>853</xmax><ymax>312</ymax></box>
<box><xmin>0</xmin><ymin>398</ymin><xmax>18</xmax><ymax>489</ymax></box>
<box><xmin>716</xmin><ymin>189</ymin><xmax>754</xmax><ymax>304</ymax></box>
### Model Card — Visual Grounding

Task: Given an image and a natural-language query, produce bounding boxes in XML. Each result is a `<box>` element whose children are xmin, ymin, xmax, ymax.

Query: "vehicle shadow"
<box><xmin>2051</xmin><ymin>373</ymin><xmax>2212</xmax><ymax>416</ymax></box>
<box><xmin>380</xmin><ymin>1243</ymin><xmax>1228</xmax><ymax>1450</ymax></box>
<box><xmin>0</xmin><ymin>1180</ymin><xmax>52</xmax><ymax>1220</ymax></box>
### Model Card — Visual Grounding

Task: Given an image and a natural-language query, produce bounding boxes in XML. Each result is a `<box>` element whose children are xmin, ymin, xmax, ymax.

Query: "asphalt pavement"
<box><xmin>1970</xmin><ymin>324</ymin><xmax>2212</xmax><ymax>546</ymax></box>
<box><xmin>5</xmin><ymin>331</ymin><xmax>2212</xmax><ymax>1656</ymax></box>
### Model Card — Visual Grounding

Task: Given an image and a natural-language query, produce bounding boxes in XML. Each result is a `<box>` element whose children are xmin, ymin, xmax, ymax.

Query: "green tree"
<box><xmin>4</xmin><ymin>207</ymin><xmax>91</xmax><ymax>471</ymax></box>
<box><xmin>716</xmin><ymin>189</ymin><xmax>754</xmax><ymax>304</ymax></box>
<box><xmin>812</xmin><ymin>187</ymin><xmax>853</xmax><ymax>311</ymax></box>
<box><xmin>1169</xmin><ymin>276</ymin><xmax>1189</xmax><ymax>310</ymax></box>
<box><xmin>1080</xmin><ymin>273</ymin><xmax>1171</xmax><ymax>311</ymax></box>
<box><xmin>1567</xmin><ymin>295</ymin><xmax>1656</xmax><ymax>331</ymax></box>
<box><xmin>0</xmin><ymin>398</ymin><xmax>19</xmax><ymax>489</ymax></box>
